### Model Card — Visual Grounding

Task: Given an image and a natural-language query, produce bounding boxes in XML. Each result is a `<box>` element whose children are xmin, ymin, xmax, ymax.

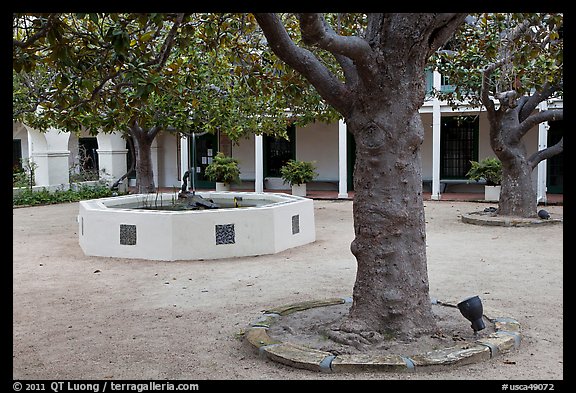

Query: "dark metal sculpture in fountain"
<box><xmin>185</xmin><ymin>194</ymin><xmax>220</xmax><ymax>209</ymax></box>
<box><xmin>178</xmin><ymin>170</ymin><xmax>220</xmax><ymax>209</ymax></box>
<box><xmin>180</xmin><ymin>170</ymin><xmax>190</xmax><ymax>194</ymax></box>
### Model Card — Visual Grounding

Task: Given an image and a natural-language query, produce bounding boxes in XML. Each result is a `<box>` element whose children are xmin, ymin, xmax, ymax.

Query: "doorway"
<box><xmin>189</xmin><ymin>132</ymin><xmax>218</xmax><ymax>190</ymax></box>
<box><xmin>546</xmin><ymin>120</ymin><xmax>563</xmax><ymax>194</ymax></box>
<box><xmin>78</xmin><ymin>137</ymin><xmax>99</xmax><ymax>172</ymax></box>
<box><xmin>440</xmin><ymin>116</ymin><xmax>479</xmax><ymax>179</ymax></box>
<box><xmin>264</xmin><ymin>125</ymin><xmax>295</xmax><ymax>177</ymax></box>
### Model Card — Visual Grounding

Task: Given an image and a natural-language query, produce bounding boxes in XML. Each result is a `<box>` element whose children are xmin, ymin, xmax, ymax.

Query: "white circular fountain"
<box><xmin>78</xmin><ymin>191</ymin><xmax>315</xmax><ymax>261</ymax></box>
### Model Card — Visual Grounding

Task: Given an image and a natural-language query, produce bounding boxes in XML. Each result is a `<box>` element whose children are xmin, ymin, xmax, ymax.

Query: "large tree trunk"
<box><xmin>489</xmin><ymin>98</ymin><xmax>539</xmax><ymax>218</ymax></box>
<box><xmin>129</xmin><ymin>125</ymin><xmax>157</xmax><ymax>194</ymax></box>
<box><xmin>498</xmin><ymin>156</ymin><xmax>537</xmax><ymax>217</ymax></box>
<box><xmin>482</xmin><ymin>79</ymin><xmax>563</xmax><ymax>219</ymax></box>
<box><xmin>337</xmin><ymin>107</ymin><xmax>436</xmax><ymax>343</ymax></box>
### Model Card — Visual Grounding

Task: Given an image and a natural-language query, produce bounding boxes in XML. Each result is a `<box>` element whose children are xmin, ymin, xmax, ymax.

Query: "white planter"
<box><xmin>291</xmin><ymin>183</ymin><xmax>307</xmax><ymax>197</ymax></box>
<box><xmin>215</xmin><ymin>182</ymin><xmax>230</xmax><ymax>192</ymax></box>
<box><xmin>484</xmin><ymin>185</ymin><xmax>501</xmax><ymax>202</ymax></box>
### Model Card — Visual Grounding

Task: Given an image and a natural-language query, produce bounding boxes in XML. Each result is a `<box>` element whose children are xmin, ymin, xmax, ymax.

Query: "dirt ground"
<box><xmin>12</xmin><ymin>198</ymin><xmax>563</xmax><ymax>382</ymax></box>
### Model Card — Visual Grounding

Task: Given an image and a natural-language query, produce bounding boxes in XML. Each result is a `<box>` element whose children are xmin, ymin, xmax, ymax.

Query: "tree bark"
<box><xmin>498</xmin><ymin>156</ymin><xmax>537</xmax><ymax>217</ymax></box>
<box><xmin>128</xmin><ymin>123</ymin><xmax>159</xmax><ymax>194</ymax></box>
<box><xmin>342</xmin><ymin>108</ymin><xmax>436</xmax><ymax>342</ymax></box>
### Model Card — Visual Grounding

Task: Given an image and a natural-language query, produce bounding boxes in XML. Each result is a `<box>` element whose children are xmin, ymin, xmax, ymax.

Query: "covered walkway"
<box><xmin>151</xmin><ymin>187</ymin><xmax>563</xmax><ymax>205</ymax></box>
<box><xmin>305</xmin><ymin>190</ymin><xmax>564</xmax><ymax>205</ymax></box>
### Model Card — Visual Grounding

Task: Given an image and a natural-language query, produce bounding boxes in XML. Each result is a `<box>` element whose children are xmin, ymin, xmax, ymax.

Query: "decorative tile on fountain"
<box><xmin>292</xmin><ymin>215</ymin><xmax>300</xmax><ymax>235</ymax></box>
<box><xmin>120</xmin><ymin>224</ymin><xmax>137</xmax><ymax>245</ymax></box>
<box><xmin>215</xmin><ymin>224</ymin><xmax>235</xmax><ymax>245</ymax></box>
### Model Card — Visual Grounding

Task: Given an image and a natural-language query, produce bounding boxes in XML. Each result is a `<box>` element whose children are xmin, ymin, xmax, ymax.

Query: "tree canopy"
<box><xmin>433</xmin><ymin>13</ymin><xmax>563</xmax><ymax>106</ymax></box>
<box><xmin>13</xmin><ymin>13</ymin><xmax>341</xmax><ymax>192</ymax></box>
<box><xmin>13</xmin><ymin>13</ymin><xmax>339</xmax><ymax>140</ymax></box>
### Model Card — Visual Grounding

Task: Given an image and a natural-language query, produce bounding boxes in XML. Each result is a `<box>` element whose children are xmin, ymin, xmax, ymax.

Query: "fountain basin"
<box><xmin>78</xmin><ymin>191</ymin><xmax>315</xmax><ymax>261</ymax></box>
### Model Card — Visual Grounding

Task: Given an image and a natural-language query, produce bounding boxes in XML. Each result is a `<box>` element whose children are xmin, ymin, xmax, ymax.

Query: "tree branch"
<box><xmin>502</xmin><ymin>18</ymin><xmax>532</xmax><ymax>43</ymax></box>
<box><xmin>519</xmin><ymin>82</ymin><xmax>560</xmax><ymax>122</ymax></box>
<box><xmin>53</xmin><ymin>14</ymin><xmax>186</xmax><ymax>115</ymax></box>
<box><xmin>480</xmin><ymin>65</ymin><xmax>496</xmax><ymax>113</ymax></box>
<box><xmin>298</xmin><ymin>13</ymin><xmax>372</xmax><ymax>64</ymax></box>
<box><xmin>481</xmin><ymin>20</ymin><xmax>531</xmax><ymax>78</ymax></box>
<box><xmin>517</xmin><ymin>108</ymin><xmax>563</xmax><ymax>139</ymax></box>
<box><xmin>425</xmin><ymin>13</ymin><xmax>469</xmax><ymax>58</ymax></box>
<box><xmin>13</xmin><ymin>14</ymin><xmax>60</xmax><ymax>48</ymax></box>
<box><xmin>253</xmin><ymin>13</ymin><xmax>351</xmax><ymax>115</ymax></box>
<box><xmin>528</xmin><ymin>137</ymin><xmax>563</xmax><ymax>169</ymax></box>
<box><xmin>298</xmin><ymin>13</ymin><xmax>370</xmax><ymax>85</ymax></box>
<box><xmin>334</xmin><ymin>53</ymin><xmax>358</xmax><ymax>86</ymax></box>
<box><xmin>147</xmin><ymin>13</ymin><xmax>186</xmax><ymax>70</ymax></box>
<box><xmin>148</xmin><ymin>125</ymin><xmax>163</xmax><ymax>139</ymax></box>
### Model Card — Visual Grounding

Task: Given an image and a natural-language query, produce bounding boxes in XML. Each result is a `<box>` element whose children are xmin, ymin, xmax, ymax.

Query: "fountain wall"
<box><xmin>78</xmin><ymin>192</ymin><xmax>315</xmax><ymax>261</ymax></box>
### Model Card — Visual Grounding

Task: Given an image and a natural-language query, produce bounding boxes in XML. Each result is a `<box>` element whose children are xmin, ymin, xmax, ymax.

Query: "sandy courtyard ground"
<box><xmin>13</xmin><ymin>198</ymin><xmax>563</xmax><ymax>383</ymax></box>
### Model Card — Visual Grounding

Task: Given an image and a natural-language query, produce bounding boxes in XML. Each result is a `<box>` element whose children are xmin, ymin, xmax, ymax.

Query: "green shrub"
<box><xmin>12</xmin><ymin>170</ymin><xmax>30</xmax><ymax>188</ymax></box>
<box><xmin>69</xmin><ymin>169</ymin><xmax>100</xmax><ymax>183</ymax></box>
<box><xmin>13</xmin><ymin>184</ymin><xmax>117</xmax><ymax>207</ymax></box>
<box><xmin>12</xmin><ymin>158</ymin><xmax>37</xmax><ymax>189</ymax></box>
<box><xmin>204</xmin><ymin>152</ymin><xmax>241</xmax><ymax>184</ymax></box>
<box><xmin>280</xmin><ymin>160</ymin><xmax>317</xmax><ymax>186</ymax></box>
<box><xmin>466</xmin><ymin>157</ymin><xmax>502</xmax><ymax>186</ymax></box>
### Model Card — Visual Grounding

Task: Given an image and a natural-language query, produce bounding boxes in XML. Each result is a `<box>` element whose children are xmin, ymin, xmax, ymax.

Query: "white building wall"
<box><xmin>95</xmin><ymin>132</ymin><xmax>128</xmax><ymax>190</ymax></box>
<box><xmin>420</xmin><ymin>113</ymin><xmax>434</xmax><ymax>180</ymax></box>
<box><xmin>11</xmin><ymin>111</ymin><xmax>550</xmax><ymax>195</ymax></box>
<box><xmin>234</xmin><ymin>134</ymin><xmax>256</xmax><ymax>181</ymax></box>
<box><xmin>25</xmin><ymin>126</ymin><xmax>71</xmax><ymax>187</ymax></box>
<box><xmin>477</xmin><ymin>115</ymin><xmax>494</xmax><ymax>161</ymax></box>
<box><xmin>296</xmin><ymin>122</ymin><xmax>339</xmax><ymax>181</ymax></box>
<box><xmin>156</xmin><ymin>132</ymin><xmax>181</xmax><ymax>189</ymax></box>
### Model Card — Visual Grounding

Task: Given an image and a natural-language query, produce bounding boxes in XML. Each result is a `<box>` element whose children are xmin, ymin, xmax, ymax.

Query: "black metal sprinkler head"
<box><xmin>457</xmin><ymin>295</ymin><xmax>486</xmax><ymax>333</ymax></box>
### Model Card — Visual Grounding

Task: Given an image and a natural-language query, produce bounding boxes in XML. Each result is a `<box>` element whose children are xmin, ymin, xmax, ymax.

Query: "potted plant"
<box><xmin>465</xmin><ymin>157</ymin><xmax>502</xmax><ymax>202</ymax></box>
<box><xmin>280</xmin><ymin>159</ymin><xmax>317</xmax><ymax>197</ymax></box>
<box><xmin>205</xmin><ymin>152</ymin><xmax>241</xmax><ymax>191</ymax></box>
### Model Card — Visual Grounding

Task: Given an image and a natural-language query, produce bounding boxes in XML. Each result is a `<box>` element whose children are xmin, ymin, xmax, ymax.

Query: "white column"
<box><xmin>96</xmin><ymin>149</ymin><xmax>128</xmax><ymax>189</ymax></box>
<box><xmin>180</xmin><ymin>135</ymin><xmax>189</xmax><ymax>174</ymax></box>
<box><xmin>536</xmin><ymin>101</ymin><xmax>549</xmax><ymax>204</ymax></box>
<box><xmin>180</xmin><ymin>135</ymin><xmax>189</xmax><ymax>190</ymax></box>
<box><xmin>33</xmin><ymin>151</ymin><xmax>70</xmax><ymax>187</ymax></box>
<box><xmin>255</xmin><ymin>134</ymin><xmax>264</xmax><ymax>193</ymax></box>
<box><xmin>96</xmin><ymin>132</ymin><xmax>128</xmax><ymax>191</ymax></box>
<box><xmin>147</xmin><ymin>138</ymin><xmax>160</xmax><ymax>189</ymax></box>
<box><xmin>431</xmin><ymin>69</ymin><xmax>442</xmax><ymax>200</ymax></box>
<box><xmin>24</xmin><ymin>126</ymin><xmax>70</xmax><ymax>187</ymax></box>
<box><xmin>338</xmin><ymin>118</ymin><xmax>349</xmax><ymax>199</ymax></box>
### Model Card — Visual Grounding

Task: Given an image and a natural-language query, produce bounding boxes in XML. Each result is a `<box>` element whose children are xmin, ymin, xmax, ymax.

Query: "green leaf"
<box><xmin>140</xmin><ymin>32</ymin><xmax>153</xmax><ymax>42</ymax></box>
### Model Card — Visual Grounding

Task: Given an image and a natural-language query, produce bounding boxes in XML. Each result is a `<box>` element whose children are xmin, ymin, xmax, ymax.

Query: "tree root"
<box><xmin>318</xmin><ymin>317</ymin><xmax>386</xmax><ymax>351</ymax></box>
